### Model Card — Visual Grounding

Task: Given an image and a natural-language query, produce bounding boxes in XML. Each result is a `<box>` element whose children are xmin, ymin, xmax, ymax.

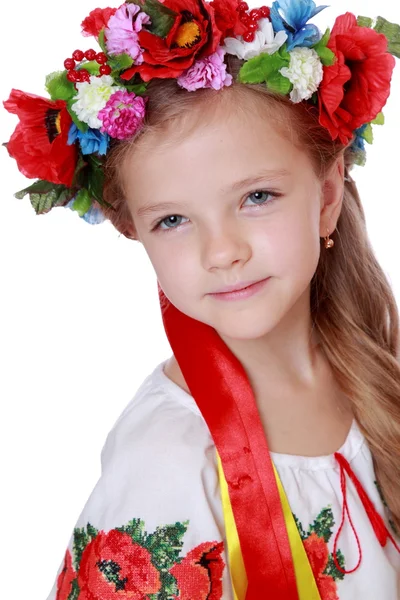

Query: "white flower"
<box><xmin>222</xmin><ymin>18</ymin><xmax>288</xmax><ymax>60</ymax></box>
<box><xmin>279</xmin><ymin>47</ymin><xmax>323</xmax><ymax>103</ymax></box>
<box><xmin>72</xmin><ymin>75</ymin><xmax>123</xmax><ymax>129</ymax></box>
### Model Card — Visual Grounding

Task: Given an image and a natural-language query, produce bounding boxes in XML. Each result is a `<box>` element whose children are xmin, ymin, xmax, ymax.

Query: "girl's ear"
<box><xmin>319</xmin><ymin>153</ymin><xmax>345</xmax><ymax>237</ymax></box>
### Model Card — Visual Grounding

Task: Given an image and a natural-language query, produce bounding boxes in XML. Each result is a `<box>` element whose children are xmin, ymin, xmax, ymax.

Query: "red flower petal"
<box><xmin>3</xmin><ymin>89</ymin><xmax>77</xmax><ymax>186</ymax></box>
<box><xmin>303</xmin><ymin>532</ymin><xmax>329</xmax><ymax>576</ymax></box>
<box><xmin>56</xmin><ymin>549</ymin><xmax>76</xmax><ymax>600</ymax></box>
<box><xmin>209</xmin><ymin>0</ymin><xmax>247</xmax><ymax>40</ymax></box>
<box><xmin>318</xmin><ymin>11</ymin><xmax>395</xmax><ymax>143</ymax></box>
<box><xmin>170</xmin><ymin>541</ymin><xmax>225</xmax><ymax>600</ymax></box>
<box><xmin>77</xmin><ymin>530</ymin><xmax>161</xmax><ymax>600</ymax></box>
<box><xmin>81</xmin><ymin>7</ymin><xmax>117</xmax><ymax>38</ymax></box>
<box><xmin>121</xmin><ymin>0</ymin><xmax>222</xmax><ymax>81</ymax></box>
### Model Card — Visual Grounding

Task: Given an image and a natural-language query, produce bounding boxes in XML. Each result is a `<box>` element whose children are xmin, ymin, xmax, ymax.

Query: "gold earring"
<box><xmin>324</xmin><ymin>228</ymin><xmax>334</xmax><ymax>249</ymax></box>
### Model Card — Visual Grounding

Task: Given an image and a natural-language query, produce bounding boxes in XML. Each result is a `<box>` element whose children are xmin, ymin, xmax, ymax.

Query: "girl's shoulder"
<box><xmin>47</xmin><ymin>360</ymin><xmax>230</xmax><ymax>600</ymax></box>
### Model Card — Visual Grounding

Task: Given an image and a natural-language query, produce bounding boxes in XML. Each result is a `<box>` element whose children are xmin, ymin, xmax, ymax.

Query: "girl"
<box><xmin>3</xmin><ymin>0</ymin><xmax>400</xmax><ymax>598</ymax></box>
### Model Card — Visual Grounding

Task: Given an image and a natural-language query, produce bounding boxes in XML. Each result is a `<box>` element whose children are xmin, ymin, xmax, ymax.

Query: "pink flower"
<box><xmin>105</xmin><ymin>3</ymin><xmax>151</xmax><ymax>64</ymax></box>
<box><xmin>177</xmin><ymin>46</ymin><xmax>233</xmax><ymax>91</ymax></box>
<box><xmin>98</xmin><ymin>90</ymin><xmax>147</xmax><ymax>139</ymax></box>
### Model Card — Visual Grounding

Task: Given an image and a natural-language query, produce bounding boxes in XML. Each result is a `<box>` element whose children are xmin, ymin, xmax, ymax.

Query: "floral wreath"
<box><xmin>3</xmin><ymin>0</ymin><xmax>399</xmax><ymax>225</ymax></box>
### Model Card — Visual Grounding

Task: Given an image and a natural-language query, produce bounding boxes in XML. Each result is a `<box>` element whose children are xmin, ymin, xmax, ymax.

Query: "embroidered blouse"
<box><xmin>47</xmin><ymin>358</ymin><xmax>400</xmax><ymax>600</ymax></box>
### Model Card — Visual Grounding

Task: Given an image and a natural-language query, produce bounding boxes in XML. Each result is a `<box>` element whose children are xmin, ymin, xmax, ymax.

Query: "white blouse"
<box><xmin>47</xmin><ymin>359</ymin><xmax>400</xmax><ymax>600</ymax></box>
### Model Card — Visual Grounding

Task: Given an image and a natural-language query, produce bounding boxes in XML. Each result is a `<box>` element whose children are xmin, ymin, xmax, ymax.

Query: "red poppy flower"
<box><xmin>3</xmin><ymin>89</ymin><xmax>77</xmax><ymax>186</ymax></box>
<box><xmin>318</xmin><ymin>12</ymin><xmax>395</xmax><ymax>145</ymax></box>
<box><xmin>77</xmin><ymin>529</ymin><xmax>161</xmax><ymax>600</ymax></box>
<box><xmin>169</xmin><ymin>541</ymin><xmax>225</xmax><ymax>600</ymax></box>
<box><xmin>209</xmin><ymin>0</ymin><xmax>247</xmax><ymax>41</ymax></box>
<box><xmin>56</xmin><ymin>549</ymin><xmax>77</xmax><ymax>600</ymax></box>
<box><xmin>303</xmin><ymin>533</ymin><xmax>338</xmax><ymax>600</ymax></box>
<box><xmin>81</xmin><ymin>7</ymin><xmax>118</xmax><ymax>38</ymax></box>
<box><xmin>121</xmin><ymin>0</ymin><xmax>222</xmax><ymax>81</ymax></box>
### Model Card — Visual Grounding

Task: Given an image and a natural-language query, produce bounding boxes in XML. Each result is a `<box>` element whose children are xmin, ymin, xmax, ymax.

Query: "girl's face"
<box><xmin>123</xmin><ymin>107</ymin><xmax>342</xmax><ymax>341</ymax></box>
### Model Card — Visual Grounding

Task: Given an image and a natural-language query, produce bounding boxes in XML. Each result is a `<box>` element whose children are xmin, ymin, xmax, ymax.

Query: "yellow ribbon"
<box><xmin>216</xmin><ymin>451</ymin><xmax>322</xmax><ymax>600</ymax></box>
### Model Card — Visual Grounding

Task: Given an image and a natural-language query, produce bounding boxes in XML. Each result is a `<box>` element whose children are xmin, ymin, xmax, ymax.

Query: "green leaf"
<box><xmin>45</xmin><ymin>71</ymin><xmax>76</xmax><ymax>101</ymax></box>
<box><xmin>266</xmin><ymin>71</ymin><xmax>293</xmax><ymax>95</ymax></box>
<box><xmin>374</xmin><ymin>16</ymin><xmax>400</xmax><ymax>58</ymax></box>
<box><xmin>124</xmin><ymin>82</ymin><xmax>148</xmax><ymax>95</ymax></box>
<box><xmin>73</xmin><ymin>527</ymin><xmax>92</xmax><ymax>571</ymax></box>
<box><xmin>98</xmin><ymin>29</ymin><xmax>108</xmax><ymax>54</ymax></box>
<box><xmin>292</xmin><ymin>513</ymin><xmax>307</xmax><ymax>541</ymax></box>
<box><xmin>116</xmin><ymin>519</ymin><xmax>148</xmax><ymax>545</ymax></box>
<box><xmin>87</xmin><ymin>155</ymin><xmax>105</xmax><ymax>203</ymax></box>
<box><xmin>312</xmin><ymin>29</ymin><xmax>336</xmax><ymax>66</ymax></box>
<box><xmin>361</xmin><ymin>122</ymin><xmax>373</xmax><ymax>144</ymax></box>
<box><xmin>71</xmin><ymin>188</ymin><xmax>92</xmax><ymax>217</ymax></box>
<box><xmin>67</xmin><ymin>578</ymin><xmax>80</xmax><ymax>600</ymax></box>
<box><xmin>324</xmin><ymin>550</ymin><xmax>346</xmax><ymax>581</ymax></box>
<box><xmin>357</xmin><ymin>15</ymin><xmax>373</xmax><ymax>28</ymax></box>
<box><xmin>318</xmin><ymin>27</ymin><xmax>331</xmax><ymax>48</ymax></box>
<box><xmin>127</xmin><ymin>0</ymin><xmax>177</xmax><ymax>38</ymax></box>
<box><xmin>144</xmin><ymin>521</ymin><xmax>188</xmax><ymax>571</ymax></box>
<box><xmin>308</xmin><ymin>507</ymin><xmax>334</xmax><ymax>543</ymax></box>
<box><xmin>352</xmin><ymin>148</ymin><xmax>367</xmax><ymax>167</ymax></box>
<box><xmin>372</xmin><ymin>111</ymin><xmax>385</xmax><ymax>125</ymax></box>
<box><xmin>14</xmin><ymin>180</ymin><xmax>71</xmax><ymax>215</ymax></box>
<box><xmin>86</xmin><ymin>523</ymin><xmax>99</xmax><ymax>539</ymax></box>
<box><xmin>79</xmin><ymin>60</ymin><xmax>100</xmax><ymax>76</ymax></box>
<box><xmin>315</xmin><ymin>45</ymin><xmax>336</xmax><ymax>66</ymax></box>
<box><xmin>238</xmin><ymin>50</ymin><xmax>289</xmax><ymax>85</ymax></box>
<box><xmin>108</xmin><ymin>53</ymin><xmax>134</xmax><ymax>74</ymax></box>
<box><xmin>67</xmin><ymin>99</ymin><xmax>88</xmax><ymax>133</ymax></box>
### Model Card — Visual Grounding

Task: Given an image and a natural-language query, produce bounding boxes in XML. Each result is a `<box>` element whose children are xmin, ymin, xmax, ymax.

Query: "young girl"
<box><xmin>4</xmin><ymin>0</ymin><xmax>400</xmax><ymax>598</ymax></box>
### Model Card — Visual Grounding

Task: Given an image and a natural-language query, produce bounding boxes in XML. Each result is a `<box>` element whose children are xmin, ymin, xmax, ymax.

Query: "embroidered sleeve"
<box><xmin>45</xmin><ymin>390</ymin><xmax>227</xmax><ymax>600</ymax></box>
<box><xmin>55</xmin><ymin>519</ymin><xmax>225</xmax><ymax>600</ymax></box>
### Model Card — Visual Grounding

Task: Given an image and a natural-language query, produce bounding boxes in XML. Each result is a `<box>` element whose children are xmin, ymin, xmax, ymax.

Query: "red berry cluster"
<box><xmin>64</xmin><ymin>49</ymin><xmax>112</xmax><ymax>83</ymax></box>
<box><xmin>237</xmin><ymin>2</ymin><xmax>270</xmax><ymax>42</ymax></box>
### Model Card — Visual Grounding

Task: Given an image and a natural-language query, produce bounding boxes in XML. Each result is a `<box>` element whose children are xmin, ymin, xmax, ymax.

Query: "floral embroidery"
<box><xmin>55</xmin><ymin>519</ymin><xmax>225</xmax><ymax>600</ymax></box>
<box><xmin>294</xmin><ymin>507</ymin><xmax>346</xmax><ymax>600</ymax></box>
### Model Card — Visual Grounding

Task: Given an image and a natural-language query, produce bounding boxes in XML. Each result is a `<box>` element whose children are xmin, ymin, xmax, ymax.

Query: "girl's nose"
<box><xmin>201</xmin><ymin>226</ymin><xmax>252</xmax><ymax>271</ymax></box>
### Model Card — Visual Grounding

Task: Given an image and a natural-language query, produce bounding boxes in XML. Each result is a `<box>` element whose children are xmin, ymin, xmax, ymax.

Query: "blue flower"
<box><xmin>68</xmin><ymin>124</ymin><xmax>110</xmax><ymax>156</ymax></box>
<box><xmin>270</xmin><ymin>0</ymin><xmax>328</xmax><ymax>51</ymax></box>
<box><xmin>66</xmin><ymin>198</ymin><xmax>106</xmax><ymax>225</ymax></box>
<box><xmin>351</xmin><ymin>125</ymin><xmax>367</xmax><ymax>153</ymax></box>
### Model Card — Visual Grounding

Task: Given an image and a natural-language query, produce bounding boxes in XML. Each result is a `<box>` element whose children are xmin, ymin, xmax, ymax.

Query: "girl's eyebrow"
<box><xmin>135</xmin><ymin>168</ymin><xmax>290</xmax><ymax>218</ymax></box>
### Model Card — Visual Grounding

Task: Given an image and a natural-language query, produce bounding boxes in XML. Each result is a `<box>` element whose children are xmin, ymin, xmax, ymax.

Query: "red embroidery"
<box><xmin>303</xmin><ymin>532</ymin><xmax>339</xmax><ymax>600</ymax></box>
<box><xmin>56</xmin><ymin>549</ymin><xmax>76</xmax><ymax>600</ymax></box>
<box><xmin>55</xmin><ymin>519</ymin><xmax>225</xmax><ymax>599</ymax></box>
<box><xmin>78</xmin><ymin>529</ymin><xmax>161</xmax><ymax>600</ymax></box>
<box><xmin>170</xmin><ymin>541</ymin><xmax>225</xmax><ymax>600</ymax></box>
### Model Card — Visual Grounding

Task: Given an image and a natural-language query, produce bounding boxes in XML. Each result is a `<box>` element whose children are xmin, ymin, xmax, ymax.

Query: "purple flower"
<box><xmin>177</xmin><ymin>47</ymin><xmax>233</xmax><ymax>92</ymax></box>
<box><xmin>98</xmin><ymin>90</ymin><xmax>147</xmax><ymax>140</ymax></box>
<box><xmin>105</xmin><ymin>3</ymin><xmax>151</xmax><ymax>64</ymax></box>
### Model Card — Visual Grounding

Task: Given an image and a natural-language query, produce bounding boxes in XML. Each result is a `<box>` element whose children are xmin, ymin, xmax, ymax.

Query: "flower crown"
<box><xmin>3</xmin><ymin>0</ymin><xmax>399</xmax><ymax>226</ymax></box>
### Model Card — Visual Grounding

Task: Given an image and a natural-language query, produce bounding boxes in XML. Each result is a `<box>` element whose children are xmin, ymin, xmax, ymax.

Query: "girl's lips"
<box><xmin>209</xmin><ymin>277</ymin><xmax>271</xmax><ymax>301</ymax></box>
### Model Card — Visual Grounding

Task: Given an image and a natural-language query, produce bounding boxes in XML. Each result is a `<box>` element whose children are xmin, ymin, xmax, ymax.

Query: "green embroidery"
<box><xmin>58</xmin><ymin>518</ymin><xmax>225</xmax><ymax>600</ymax></box>
<box><xmin>374</xmin><ymin>480</ymin><xmax>400</xmax><ymax>537</ymax></box>
<box><xmin>294</xmin><ymin>506</ymin><xmax>346</xmax><ymax>584</ymax></box>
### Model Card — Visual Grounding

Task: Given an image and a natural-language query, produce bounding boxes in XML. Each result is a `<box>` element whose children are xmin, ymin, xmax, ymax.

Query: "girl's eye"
<box><xmin>152</xmin><ymin>189</ymin><xmax>279</xmax><ymax>232</ymax></box>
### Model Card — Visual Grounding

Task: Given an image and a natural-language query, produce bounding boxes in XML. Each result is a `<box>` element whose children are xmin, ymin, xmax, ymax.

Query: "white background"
<box><xmin>1</xmin><ymin>1</ymin><xmax>399</xmax><ymax>597</ymax></box>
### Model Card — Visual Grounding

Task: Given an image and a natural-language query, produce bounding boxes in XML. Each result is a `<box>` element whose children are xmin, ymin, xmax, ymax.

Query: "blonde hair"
<box><xmin>101</xmin><ymin>55</ymin><xmax>400</xmax><ymax>530</ymax></box>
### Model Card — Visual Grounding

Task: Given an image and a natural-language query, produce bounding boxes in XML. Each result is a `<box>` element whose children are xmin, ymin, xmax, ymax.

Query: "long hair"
<box><xmin>101</xmin><ymin>54</ymin><xmax>400</xmax><ymax>530</ymax></box>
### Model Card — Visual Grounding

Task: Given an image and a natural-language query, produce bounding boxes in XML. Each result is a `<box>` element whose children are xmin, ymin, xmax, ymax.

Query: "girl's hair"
<box><xmin>102</xmin><ymin>55</ymin><xmax>400</xmax><ymax>530</ymax></box>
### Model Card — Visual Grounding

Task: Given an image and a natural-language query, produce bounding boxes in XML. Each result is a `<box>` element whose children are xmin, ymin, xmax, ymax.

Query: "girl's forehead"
<box><xmin>127</xmin><ymin>111</ymin><xmax>303</xmax><ymax>186</ymax></box>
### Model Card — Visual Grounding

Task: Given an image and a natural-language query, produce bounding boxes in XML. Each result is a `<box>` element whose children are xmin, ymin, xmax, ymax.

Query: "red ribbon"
<box><xmin>159</xmin><ymin>287</ymin><xmax>299</xmax><ymax>599</ymax></box>
<box><xmin>332</xmin><ymin>451</ymin><xmax>400</xmax><ymax>574</ymax></box>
